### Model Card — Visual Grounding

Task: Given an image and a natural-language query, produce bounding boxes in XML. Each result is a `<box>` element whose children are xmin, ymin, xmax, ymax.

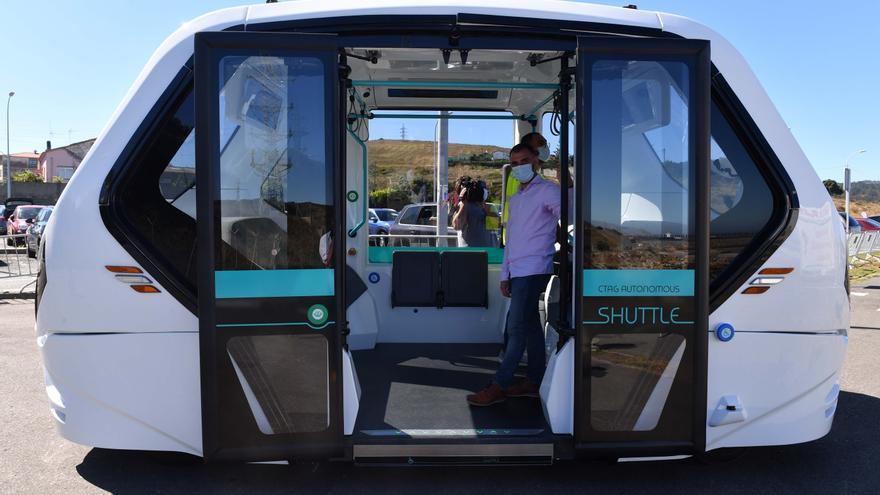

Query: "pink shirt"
<box><xmin>501</xmin><ymin>175</ymin><xmax>561</xmax><ymax>280</ymax></box>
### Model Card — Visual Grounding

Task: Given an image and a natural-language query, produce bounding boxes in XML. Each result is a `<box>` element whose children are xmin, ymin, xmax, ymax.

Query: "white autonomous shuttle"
<box><xmin>36</xmin><ymin>0</ymin><xmax>848</xmax><ymax>464</ymax></box>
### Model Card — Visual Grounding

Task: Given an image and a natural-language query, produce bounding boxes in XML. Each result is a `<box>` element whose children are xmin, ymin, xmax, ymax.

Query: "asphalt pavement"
<box><xmin>2</xmin><ymin>281</ymin><xmax>880</xmax><ymax>494</ymax></box>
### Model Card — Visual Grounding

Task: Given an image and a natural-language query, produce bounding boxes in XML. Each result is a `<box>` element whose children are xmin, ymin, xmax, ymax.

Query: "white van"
<box><xmin>36</xmin><ymin>1</ymin><xmax>848</xmax><ymax>464</ymax></box>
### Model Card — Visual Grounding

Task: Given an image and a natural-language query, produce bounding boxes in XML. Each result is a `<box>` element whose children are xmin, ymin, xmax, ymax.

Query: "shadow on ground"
<box><xmin>75</xmin><ymin>391</ymin><xmax>878</xmax><ymax>494</ymax></box>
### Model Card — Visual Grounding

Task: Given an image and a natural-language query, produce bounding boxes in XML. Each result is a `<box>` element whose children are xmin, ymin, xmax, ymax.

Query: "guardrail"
<box><xmin>848</xmin><ymin>231</ymin><xmax>880</xmax><ymax>262</ymax></box>
<box><xmin>0</xmin><ymin>234</ymin><xmax>37</xmax><ymax>279</ymax></box>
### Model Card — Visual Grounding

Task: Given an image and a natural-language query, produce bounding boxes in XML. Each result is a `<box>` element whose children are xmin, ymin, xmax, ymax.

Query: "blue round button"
<box><xmin>368</xmin><ymin>272</ymin><xmax>380</xmax><ymax>284</ymax></box>
<box><xmin>715</xmin><ymin>323</ymin><xmax>735</xmax><ymax>342</ymax></box>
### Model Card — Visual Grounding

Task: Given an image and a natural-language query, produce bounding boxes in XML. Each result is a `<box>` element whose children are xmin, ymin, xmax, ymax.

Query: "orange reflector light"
<box><xmin>131</xmin><ymin>285</ymin><xmax>160</xmax><ymax>293</ymax></box>
<box><xmin>759</xmin><ymin>267</ymin><xmax>793</xmax><ymax>275</ymax></box>
<box><xmin>742</xmin><ymin>286</ymin><xmax>770</xmax><ymax>295</ymax></box>
<box><xmin>106</xmin><ymin>265</ymin><xmax>143</xmax><ymax>274</ymax></box>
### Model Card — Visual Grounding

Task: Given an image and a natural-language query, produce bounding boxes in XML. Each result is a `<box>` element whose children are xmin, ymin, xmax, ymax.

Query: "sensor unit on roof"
<box><xmin>387</xmin><ymin>89</ymin><xmax>498</xmax><ymax>99</ymax></box>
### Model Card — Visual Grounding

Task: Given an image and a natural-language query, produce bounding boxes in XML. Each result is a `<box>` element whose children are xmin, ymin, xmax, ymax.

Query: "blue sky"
<box><xmin>1</xmin><ymin>1</ymin><xmax>877</xmax><ymax>181</ymax></box>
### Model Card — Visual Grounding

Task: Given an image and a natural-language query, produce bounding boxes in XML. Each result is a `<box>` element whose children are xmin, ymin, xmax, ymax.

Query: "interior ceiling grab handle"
<box><xmin>346</xmin><ymin>125</ymin><xmax>368</xmax><ymax>238</ymax></box>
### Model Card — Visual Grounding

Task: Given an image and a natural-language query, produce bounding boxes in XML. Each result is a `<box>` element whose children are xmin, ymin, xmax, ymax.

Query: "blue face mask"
<box><xmin>537</xmin><ymin>145</ymin><xmax>551</xmax><ymax>162</ymax></box>
<box><xmin>511</xmin><ymin>163</ymin><xmax>535</xmax><ymax>183</ymax></box>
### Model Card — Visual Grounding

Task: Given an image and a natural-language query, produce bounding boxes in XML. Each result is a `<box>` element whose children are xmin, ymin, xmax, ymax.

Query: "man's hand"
<box><xmin>500</xmin><ymin>280</ymin><xmax>511</xmax><ymax>298</ymax></box>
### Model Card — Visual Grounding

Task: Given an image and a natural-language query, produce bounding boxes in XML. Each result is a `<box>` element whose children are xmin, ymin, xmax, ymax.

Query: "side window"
<box><xmin>397</xmin><ymin>206</ymin><xmax>418</xmax><ymax>225</ymax></box>
<box><xmin>707</xmin><ymin>101</ymin><xmax>776</xmax><ymax>284</ymax></box>
<box><xmin>111</xmin><ymin>87</ymin><xmax>197</xmax><ymax>292</ymax></box>
<box><xmin>416</xmin><ymin>206</ymin><xmax>436</xmax><ymax>226</ymax></box>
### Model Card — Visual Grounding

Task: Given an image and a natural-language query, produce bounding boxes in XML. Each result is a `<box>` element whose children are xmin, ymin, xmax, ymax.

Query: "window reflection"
<box><xmin>217</xmin><ymin>56</ymin><xmax>333</xmax><ymax>270</ymax></box>
<box><xmin>587</xmin><ymin>60</ymin><xmax>691</xmax><ymax>271</ymax></box>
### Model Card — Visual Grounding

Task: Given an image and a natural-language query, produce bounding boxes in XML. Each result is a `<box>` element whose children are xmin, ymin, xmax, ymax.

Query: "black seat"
<box><xmin>391</xmin><ymin>251</ymin><xmax>440</xmax><ymax>307</ymax></box>
<box><xmin>440</xmin><ymin>251</ymin><xmax>488</xmax><ymax>307</ymax></box>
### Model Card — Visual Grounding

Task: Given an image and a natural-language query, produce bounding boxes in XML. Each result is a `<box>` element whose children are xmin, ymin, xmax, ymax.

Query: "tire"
<box><xmin>377</xmin><ymin>230</ymin><xmax>389</xmax><ymax>247</ymax></box>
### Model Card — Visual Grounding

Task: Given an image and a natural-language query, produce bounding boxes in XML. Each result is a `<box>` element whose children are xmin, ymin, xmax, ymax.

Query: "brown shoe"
<box><xmin>467</xmin><ymin>383</ymin><xmax>507</xmax><ymax>406</ymax></box>
<box><xmin>505</xmin><ymin>379</ymin><xmax>540</xmax><ymax>398</ymax></box>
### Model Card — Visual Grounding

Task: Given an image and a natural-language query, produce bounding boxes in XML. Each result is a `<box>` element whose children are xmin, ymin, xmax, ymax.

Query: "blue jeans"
<box><xmin>495</xmin><ymin>273</ymin><xmax>551</xmax><ymax>388</ymax></box>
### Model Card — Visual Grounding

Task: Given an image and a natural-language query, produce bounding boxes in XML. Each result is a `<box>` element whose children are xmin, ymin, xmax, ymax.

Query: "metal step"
<box><xmin>352</xmin><ymin>443</ymin><xmax>554</xmax><ymax>466</ymax></box>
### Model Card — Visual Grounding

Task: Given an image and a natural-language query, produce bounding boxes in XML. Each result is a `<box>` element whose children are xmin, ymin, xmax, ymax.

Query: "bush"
<box><xmin>12</xmin><ymin>170</ymin><xmax>43</xmax><ymax>183</ymax></box>
<box><xmin>369</xmin><ymin>187</ymin><xmax>410</xmax><ymax>210</ymax></box>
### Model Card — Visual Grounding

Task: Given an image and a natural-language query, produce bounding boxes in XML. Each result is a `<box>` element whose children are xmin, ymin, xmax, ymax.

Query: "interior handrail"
<box><xmin>346</xmin><ymin>126</ymin><xmax>368</xmax><ymax>238</ymax></box>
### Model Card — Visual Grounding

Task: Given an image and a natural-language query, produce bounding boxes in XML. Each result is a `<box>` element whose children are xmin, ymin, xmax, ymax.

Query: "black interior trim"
<box><xmin>708</xmin><ymin>72</ymin><xmax>798</xmax><ymax>310</ymax></box>
<box><xmin>99</xmin><ymin>65</ymin><xmax>198</xmax><ymax>314</ymax></box>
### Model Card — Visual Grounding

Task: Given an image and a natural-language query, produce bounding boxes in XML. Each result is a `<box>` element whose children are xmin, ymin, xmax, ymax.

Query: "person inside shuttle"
<box><xmin>503</xmin><ymin>132</ymin><xmax>549</xmax><ymax>243</ymax></box>
<box><xmin>467</xmin><ymin>143</ymin><xmax>562</xmax><ymax>407</ymax></box>
<box><xmin>452</xmin><ymin>177</ymin><xmax>493</xmax><ymax>248</ymax></box>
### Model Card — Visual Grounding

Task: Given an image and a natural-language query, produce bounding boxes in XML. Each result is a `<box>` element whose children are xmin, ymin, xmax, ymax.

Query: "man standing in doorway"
<box><xmin>502</xmin><ymin>132</ymin><xmax>550</xmax><ymax>245</ymax></box>
<box><xmin>467</xmin><ymin>143</ymin><xmax>561</xmax><ymax>406</ymax></box>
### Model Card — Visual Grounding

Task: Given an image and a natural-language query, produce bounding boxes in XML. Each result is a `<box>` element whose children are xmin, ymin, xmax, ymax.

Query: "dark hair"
<box><xmin>459</xmin><ymin>177</ymin><xmax>487</xmax><ymax>202</ymax></box>
<box><xmin>510</xmin><ymin>143</ymin><xmax>537</xmax><ymax>157</ymax></box>
<box><xmin>520</xmin><ymin>132</ymin><xmax>544</xmax><ymax>146</ymax></box>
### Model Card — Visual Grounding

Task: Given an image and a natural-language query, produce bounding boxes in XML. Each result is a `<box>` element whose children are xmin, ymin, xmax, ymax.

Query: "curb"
<box><xmin>0</xmin><ymin>292</ymin><xmax>36</xmax><ymax>300</ymax></box>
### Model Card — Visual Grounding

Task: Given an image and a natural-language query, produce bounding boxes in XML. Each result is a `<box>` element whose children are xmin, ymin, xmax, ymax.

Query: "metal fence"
<box><xmin>0</xmin><ymin>234</ymin><xmax>37</xmax><ymax>279</ymax></box>
<box><xmin>848</xmin><ymin>231</ymin><xmax>880</xmax><ymax>260</ymax></box>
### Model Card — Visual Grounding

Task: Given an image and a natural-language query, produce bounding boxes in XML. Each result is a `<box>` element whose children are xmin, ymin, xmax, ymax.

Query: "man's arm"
<box><xmin>545</xmin><ymin>183</ymin><xmax>563</xmax><ymax>219</ymax></box>
<box><xmin>500</xmin><ymin>241</ymin><xmax>511</xmax><ymax>297</ymax></box>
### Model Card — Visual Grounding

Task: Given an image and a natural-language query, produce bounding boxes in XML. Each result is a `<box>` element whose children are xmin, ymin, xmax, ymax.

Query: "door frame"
<box><xmin>194</xmin><ymin>31</ymin><xmax>347</xmax><ymax>462</ymax></box>
<box><xmin>573</xmin><ymin>36</ymin><xmax>711</xmax><ymax>455</ymax></box>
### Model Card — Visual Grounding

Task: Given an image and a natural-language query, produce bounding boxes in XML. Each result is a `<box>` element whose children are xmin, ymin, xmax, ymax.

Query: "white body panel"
<box><xmin>39</xmin><ymin>332</ymin><xmax>202</xmax><ymax>455</ymax></box>
<box><xmin>36</xmin><ymin>1</ymin><xmax>847</xmax><ymax>457</ymax></box>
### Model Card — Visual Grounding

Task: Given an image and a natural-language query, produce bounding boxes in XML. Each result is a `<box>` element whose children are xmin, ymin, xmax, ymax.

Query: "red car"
<box><xmin>854</xmin><ymin>217</ymin><xmax>880</xmax><ymax>231</ymax></box>
<box><xmin>7</xmin><ymin>205</ymin><xmax>46</xmax><ymax>245</ymax></box>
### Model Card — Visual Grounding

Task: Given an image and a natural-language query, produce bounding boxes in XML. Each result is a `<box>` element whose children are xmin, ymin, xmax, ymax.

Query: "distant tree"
<box><xmin>823</xmin><ymin>179</ymin><xmax>844</xmax><ymax>196</ymax></box>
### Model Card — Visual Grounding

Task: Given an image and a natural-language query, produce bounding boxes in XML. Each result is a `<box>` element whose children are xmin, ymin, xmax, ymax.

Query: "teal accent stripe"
<box><xmin>217</xmin><ymin>320</ymin><xmax>335</xmax><ymax>330</ymax></box>
<box><xmin>215</xmin><ymin>269</ymin><xmax>335</xmax><ymax>299</ymax></box>
<box><xmin>583</xmin><ymin>269</ymin><xmax>694</xmax><ymax>297</ymax></box>
<box><xmin>368</xmin><ymin>246</ymin><xmax>504</xmax><ymax>264</ymax></box>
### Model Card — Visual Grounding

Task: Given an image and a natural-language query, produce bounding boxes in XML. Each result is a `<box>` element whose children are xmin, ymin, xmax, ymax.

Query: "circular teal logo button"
<box><xmin>307</xmin><ymin>304</ymin><xmax>329</xmax><ymax>326</ymax></box>
<box><xmin>347</xmin><ymin>190</ymin><xmax>359</xmax><ymax>202</ymax></box>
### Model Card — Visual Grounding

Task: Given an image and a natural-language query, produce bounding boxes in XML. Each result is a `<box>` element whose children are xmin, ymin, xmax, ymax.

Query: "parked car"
<box><xmin>4</xmin><ymin>197</ymin><xmax>33</xmax><ymax>210</ymax></box>
<box><xmin>390</xmin><ymin>203</ymin><xmax>458</xmax><ymax>246</ymax></box>
<box><xmin>855</xmin><ymin>217</ymin><xmax>880</xmax><ymax>232</ymax></box>
<box><xmin>0</xmin><ymin>197</ymin><xmax>32</xmax><ymax>237</ymax></box>
<box><xmin>26</xmin><ymin>206</ymin><xmax>53</xmax><ymax>258</ymax></box>
<box><xmin>840</xmin><ymin>212</ymin><xmax>862</xmax><ymax>234</ymax></box>
<box><xmin>368</xmin><ymin>208</ymin><xmax>398</xmax><ymax>246</ymax></box>
<box><xmin>7</xmin><ymin>205</ymin><xmax>46</xmax><ymax>245</ymax></box>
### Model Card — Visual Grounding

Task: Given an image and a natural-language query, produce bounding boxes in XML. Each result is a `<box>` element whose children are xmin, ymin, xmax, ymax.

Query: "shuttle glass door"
<box><xmin>195</xmin><ymin>32</ymin><xmax>344</xmax><ymax>461</ymax></box>
<box><xmin>574</xmin><ymin>37</ymin><xmax>710</xmax><ymax>452</ymax></box>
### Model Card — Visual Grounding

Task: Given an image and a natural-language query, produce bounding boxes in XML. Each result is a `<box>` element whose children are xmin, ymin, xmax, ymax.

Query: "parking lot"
<box><xmin>1</xmin><ymin>283</ymin><xmax>879</xmax><ymax>494</ymax></box>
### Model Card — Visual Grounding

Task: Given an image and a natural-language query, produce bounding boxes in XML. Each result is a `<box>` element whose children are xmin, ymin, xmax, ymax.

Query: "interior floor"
<box><xmin>352</xmin><ymin>343</ymin><xmax>551</xmax><ymax>440</ymax></box>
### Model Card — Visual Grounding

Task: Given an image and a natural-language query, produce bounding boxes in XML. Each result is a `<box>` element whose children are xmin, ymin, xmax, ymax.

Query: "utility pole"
<box><xmin>399</xmin><ymin>123</ymin><xmax>407</xmax><ymax>141</ymax></box>
<box><xmin>436</xmin><ymin>111</ymin><xmax>449</xmax><ymax>247</ymax></box>
<box><xmin>6</xmin><ymin>91</ymin><xmax>14</xmax><ymax>200</ymax></box>
<box><xmin>844</xmin><ymin>149</ymin><xmax>867</xmax><ymax>234</ymax></box>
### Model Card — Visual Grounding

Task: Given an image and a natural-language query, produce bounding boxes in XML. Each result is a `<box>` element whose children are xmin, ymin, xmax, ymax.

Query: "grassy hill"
<box><xmin>832</xmin><ymin>196</ymin><xmax>880</xmax><ymax>217</ymax></box>
<box><xmin>366</xmin><ymin>139</ymin><xmax>511</xmax><ymax>207</ymax></box>
<box><xmin>367</xmin><ymin>139</ymin><xmax>509</xmax><ymax>167</ymax></box>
